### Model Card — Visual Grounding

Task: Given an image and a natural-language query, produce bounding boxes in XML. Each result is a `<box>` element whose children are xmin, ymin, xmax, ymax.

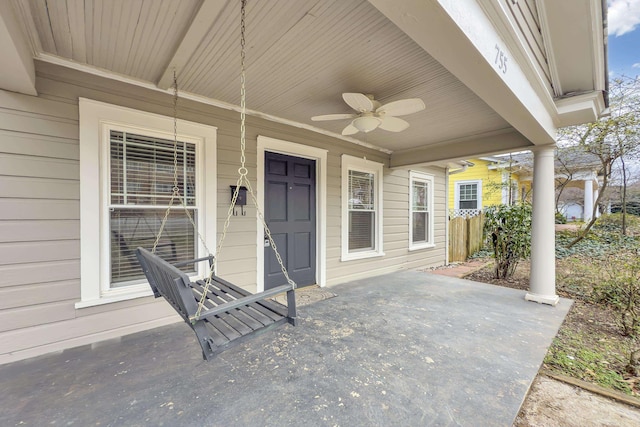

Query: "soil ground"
<box><xmin>429</xmin><ymin>259</ymin><xmax>640</xmax><ymax>426</ymax></box>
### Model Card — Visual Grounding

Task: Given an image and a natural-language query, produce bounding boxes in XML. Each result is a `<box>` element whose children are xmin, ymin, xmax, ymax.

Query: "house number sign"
<box><xmin>494</xmin><ymin>43</ymin><xmax>508</xmax><ymax>74</ymax></box>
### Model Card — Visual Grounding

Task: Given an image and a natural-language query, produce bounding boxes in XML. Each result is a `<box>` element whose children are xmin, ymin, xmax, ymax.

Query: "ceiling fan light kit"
<box><xmin>312</xmin><ymin>92</ymin><xmax>426</xmax><ymax>135</ymax></box>
<box><xmin>352</xmin><ymin>115</ymin><xmax>382</xmax><ymax>133</ymax></box>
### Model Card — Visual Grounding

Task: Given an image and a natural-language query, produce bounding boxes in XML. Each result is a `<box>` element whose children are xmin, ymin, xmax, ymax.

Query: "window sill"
<box><xmin>409</xmin><ymin>243</ymin><xmax>436</xmax><ymax>252</ymax></box>
<box><xmin>341</xmin><ymin>251</ymin><xmax>385</xmax><ymax>262</ymax></box>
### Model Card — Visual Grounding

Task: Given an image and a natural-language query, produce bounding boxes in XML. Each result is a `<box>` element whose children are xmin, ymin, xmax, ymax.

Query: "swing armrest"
<box><xmin>173</xmin><ymin>255</ymin><xmax>215</xmax><ymax>269</ymax></box>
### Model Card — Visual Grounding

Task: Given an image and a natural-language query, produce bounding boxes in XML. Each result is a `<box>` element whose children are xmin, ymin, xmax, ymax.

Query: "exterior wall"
<box><xmin>0</xmin><ymin>61</ymin><xmax>447</xmax><ymax>364</ymax></box>
<box><xmin>448</xmin><ymin>159</ymin><xmax>502</xmax><ymax>209</ymax></box>
<box><xmin>448</xmin><ymin>158</ymin><xmax>526</xmax><ymax>212</ymax></box>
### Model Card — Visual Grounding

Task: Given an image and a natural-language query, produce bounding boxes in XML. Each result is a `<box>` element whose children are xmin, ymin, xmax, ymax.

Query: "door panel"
<box><xmin>264</xmin><ymin>152</ymin><xmax>316</xmax><ymax>289</ymax></box>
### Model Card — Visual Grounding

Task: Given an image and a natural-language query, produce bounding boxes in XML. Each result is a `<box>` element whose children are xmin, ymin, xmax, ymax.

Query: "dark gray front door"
<box><xmin>264</xmin><ymin>152</ymin><xmax>316</xmax><ymax>290</ymax></box>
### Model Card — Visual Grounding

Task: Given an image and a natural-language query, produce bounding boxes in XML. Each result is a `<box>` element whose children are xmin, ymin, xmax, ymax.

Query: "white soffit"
<box><xmin>538</xmin><ymin>0</ymin><xmax>606</xmax><ymax>97</ymax></box>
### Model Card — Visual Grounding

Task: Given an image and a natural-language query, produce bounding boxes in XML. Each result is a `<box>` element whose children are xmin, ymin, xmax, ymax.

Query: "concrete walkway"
<box><xmin>0</xmin><ymin>271</ymin><xmax>571</xmax><ymax>426</ymax></box>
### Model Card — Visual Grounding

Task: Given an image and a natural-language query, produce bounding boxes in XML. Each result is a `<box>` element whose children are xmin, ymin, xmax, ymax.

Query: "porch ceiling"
<box><xmin>17</xmin><ymin>0</ymin><xmax>526</xmax><ymax>158</ymax></box>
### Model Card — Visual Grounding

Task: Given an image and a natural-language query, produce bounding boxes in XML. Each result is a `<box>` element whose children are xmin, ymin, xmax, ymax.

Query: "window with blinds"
<box><xmin>348</xmin><ymin>170</ymin><xmax>375</xmax><ymax>251</ymax></box>
<box><xmin>458</xmin><ymin>183</ymin><xmax>478</xmax><ymax>209</ymax></box>
<box><xmin>109</xmin><ymin>130</ymin><xmax>197</xmax><ymax>286</ymax></box>
<box><xmin>411</xmin><ymin>180</ymin><xmax>429</xmax><ymax>244</ymax></box>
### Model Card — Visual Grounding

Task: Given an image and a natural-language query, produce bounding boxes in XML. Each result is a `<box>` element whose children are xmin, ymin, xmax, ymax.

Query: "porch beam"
<box><xmin>0</xmin><ymin>1</ymin><xmax>36</xmax><ymax>95</ymax></box>
<box><xmin>390</xmin><ymin>129</ymin><xmax>532</xmax><ymax>168</ymax></box>
<box><xmin>368</xmin><ymin>0</ymin><xmax>556</xmax><ymax>146</ymax></box>
<box><xmin>526</xmin><ymin>145</ymin><xmax>559</xmax><ymax>306</ymax></box>
<box><xmin>156</xmin><ymin>0</ymin><xmax>227</xmax><ymax>90</ymax></box>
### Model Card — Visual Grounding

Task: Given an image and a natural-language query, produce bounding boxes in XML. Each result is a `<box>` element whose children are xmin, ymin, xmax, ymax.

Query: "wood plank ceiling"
<box><xmin>24</xmin><ymin>0</ymin><xmax>512</xmax><ymax>153</ymax></box>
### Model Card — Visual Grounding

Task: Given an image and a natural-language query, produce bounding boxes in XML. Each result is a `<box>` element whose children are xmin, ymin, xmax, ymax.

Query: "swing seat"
<box><xmin>136</xmin><ymin>247</ymin><xmax>297</xmax><ymax>360</ymax></box>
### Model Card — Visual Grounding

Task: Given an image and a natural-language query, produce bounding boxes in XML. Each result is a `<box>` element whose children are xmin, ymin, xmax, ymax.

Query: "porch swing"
<box><xmin>135</xmin><ymin>0</ymin><xmax>297</xmax><ymax>361</ymax></box>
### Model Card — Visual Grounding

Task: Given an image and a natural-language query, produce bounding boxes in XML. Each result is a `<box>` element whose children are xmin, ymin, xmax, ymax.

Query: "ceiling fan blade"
<box><xmin>342</xmin><ymin>93</ymin><xmax>375</xmax><ymax>112</ymax></box>
<box><xmin>379</xmin><ymin>116</ymin><xmax>410</xmax><ymax>132</ymax></box>
<box><xmin>342</xmin><ymin>123</ymin><xmax>359</xmax><ymax>135</ymax></box>
<box><xmin>377</xmin><ymin>98</ymin><xmax>425</xmax><ymax>116</ymax></box>
<box><xmin>311</xmin><ymin>113</ymin><xmax>357</xmax><ymax>121</ymax></box>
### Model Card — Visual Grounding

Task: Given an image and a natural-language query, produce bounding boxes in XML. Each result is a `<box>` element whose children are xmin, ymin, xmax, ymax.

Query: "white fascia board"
<box><xmin>555</xmin><ymin>91</ymin><xmax>606</xmax><ymax>127</ymax></box>
<box><xmin>368</xmin><ymin>0</ymin><xmax>556</xmax><ymax>146</ymax></box>
<box><xmin>0</xmin><ymin>1</ymin><xmax>36</xmax><ymax>95</ymax></box>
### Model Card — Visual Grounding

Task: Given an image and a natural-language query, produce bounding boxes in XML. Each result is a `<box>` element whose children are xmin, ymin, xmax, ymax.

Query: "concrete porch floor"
<box><xmin>0</xmin><ymin>271</ymin><xmax>571</xmax><ymax>426</ymax></box>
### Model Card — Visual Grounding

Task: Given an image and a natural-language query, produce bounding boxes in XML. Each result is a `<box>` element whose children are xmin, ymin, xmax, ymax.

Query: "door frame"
<box><xmin>256</xmin><ymin>135</ymin><xmax>327</xmax><ymax>292</ymax></box>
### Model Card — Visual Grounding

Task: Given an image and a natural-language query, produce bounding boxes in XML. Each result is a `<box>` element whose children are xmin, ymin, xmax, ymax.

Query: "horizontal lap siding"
<box><xmin>0</xmin><ymin>88</ymin><xmax>84</xmax><ymax>342</ymax></box>
<box><xmin>0</xmin><ymin>60</ymin><xmax>447</xmax><ymax>363</ymax></box>
<box><xmin>326</xmin><ymin>166</ymin><xmax>446</xmax><ymax>286</ymax></box>
<box><xmin>0</xmin><ymin>67</ymin><xmax>185</xmax><ymax>363</ymax></box>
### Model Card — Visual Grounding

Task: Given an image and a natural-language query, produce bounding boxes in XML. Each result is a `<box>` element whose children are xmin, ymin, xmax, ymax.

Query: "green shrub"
<box><xmin>484</xmin><ymin>203</ymin><xmax>532</xmax><ymax>279</ymax></box>
<box><xmin>555</xmin><ymin>211</ymin><xmax>567</xmax><ymax>224</ymax></box>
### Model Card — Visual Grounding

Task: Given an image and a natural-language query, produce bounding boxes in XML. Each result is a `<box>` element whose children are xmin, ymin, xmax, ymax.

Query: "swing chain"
<box><xmin>172</xmin><ymin>70</ymin><xmax>180</xmax><ymax>194</ymax></box>
<box><xmin>238</xmin><ymin>0</ymin><xmax>247</xmax><ymax>178</ymax></box>
<box><xmin>193</xmin><ymin>0</ymin><xmax>296</xmax><ymax>321</ymax></box>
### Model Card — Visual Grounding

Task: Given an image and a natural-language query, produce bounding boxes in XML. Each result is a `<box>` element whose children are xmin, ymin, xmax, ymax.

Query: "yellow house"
<box><xmin>448</xmin><ymin>156</ymin><xmax>529</xmax><ymax>217</ymax></box>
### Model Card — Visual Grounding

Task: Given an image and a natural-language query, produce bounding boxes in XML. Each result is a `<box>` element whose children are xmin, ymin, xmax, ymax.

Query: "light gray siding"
<box><xmin>0</xmin><ymin>60</ymin><xmax>446</xmax><ymax>364</ymax></box>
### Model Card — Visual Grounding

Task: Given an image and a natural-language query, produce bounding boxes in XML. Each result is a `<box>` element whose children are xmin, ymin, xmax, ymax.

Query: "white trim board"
<box><xmin>78</xmin><ymin>98</ymin><xmax>217</xmax><ymax>308</ymax></box>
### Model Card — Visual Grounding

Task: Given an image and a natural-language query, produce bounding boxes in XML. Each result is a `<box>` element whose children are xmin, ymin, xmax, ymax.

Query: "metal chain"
<box><xmin>153</xmin><ymin>70</ymin><xmax>214</xmax><ymax>266</ymax></box>
<box><xmin>193</xmin><ymin>0</ymin><xmax>296</xmax><ymax>321</ymax></box>
<box><xmin>152</xmin><ymin>71</ymin><xmax>181</xmax><ymax>253</ymax></box>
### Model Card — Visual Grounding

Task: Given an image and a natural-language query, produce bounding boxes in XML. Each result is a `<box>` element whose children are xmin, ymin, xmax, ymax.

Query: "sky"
<box><xmin>607</xmin><ymin>0</ymin><xmax>640</xmax><ymax>77</ymax></box>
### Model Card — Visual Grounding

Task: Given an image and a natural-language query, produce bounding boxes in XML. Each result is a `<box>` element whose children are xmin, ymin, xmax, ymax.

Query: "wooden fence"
<box><xmin>449</xmin><ymin>213</ymin><xmax>485</xmax><ymax>262</ymax></box>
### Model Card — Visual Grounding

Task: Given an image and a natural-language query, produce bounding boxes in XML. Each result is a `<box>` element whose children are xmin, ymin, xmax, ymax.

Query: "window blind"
<box><xmin>348</xmin><ymin>170</ymin><xmax>375</xmax><ymax>251</ymax></box>
<box><xmin>412</xmin><ymin>180</ymin><xmax>429</xmax><ymax>243</ymax></box>
<box><xmin>109</xmin><ymin>130</ymin><xmax>197</xmax><ymax>286</ymax></box>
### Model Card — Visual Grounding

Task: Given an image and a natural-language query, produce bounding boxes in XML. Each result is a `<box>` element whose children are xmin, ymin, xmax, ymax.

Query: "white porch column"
<box><xmin>526</xmin><ymin>146</ymin><xmax>559</xmax><ymax>306</ymax></box>
<box><xmin>594</xmin><ymin>188</ymin><xmax>600</xmax><ymax>218</ymax></box>
<box><xmin>584</xmin><ymin>179</ymin><xmax>594</xmax><ymax>222</ymax></box>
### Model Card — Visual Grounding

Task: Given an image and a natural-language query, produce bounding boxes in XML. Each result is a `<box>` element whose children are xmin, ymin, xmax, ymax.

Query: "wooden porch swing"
<box><xmin>136</xmin><ymin>0</ymin><xmax>297</xmax><ymax>361</ymax></box>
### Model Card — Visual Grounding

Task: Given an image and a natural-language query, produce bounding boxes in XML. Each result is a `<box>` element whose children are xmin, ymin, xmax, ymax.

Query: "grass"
<box><xmin>544</xmin><ymin>316</ymin><xmax>633</xmax><ymax>394</ymax></box>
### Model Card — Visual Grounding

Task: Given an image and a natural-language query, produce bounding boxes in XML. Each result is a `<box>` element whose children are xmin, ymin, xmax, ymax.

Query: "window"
<box><xmin>455</xmin><ymin>180</ymin><xmax>482</xmax><ymax>211</ymax></box>
<box><xmin>78</xmin><ymin>99</ymin><xmax>216</xmax><ymax>308</ymax></box>
<box><xmin>109</xmin><ymin>130</ymin><xmax>197</xmax><ymax>286</ymax></box>
<box><xmin>341</xmin><ymin>155</ymin><xmax>383</xmax><ymax>260</ymax></box>
<box><xmin>409</xmin><ymin>171</ymin><xmax>435</xmax><ymax>249</ymax></box>
<box><xmin>459</xmin><ymin>183</ymin><xmax>478</xmax><ymax>209</ymax></box>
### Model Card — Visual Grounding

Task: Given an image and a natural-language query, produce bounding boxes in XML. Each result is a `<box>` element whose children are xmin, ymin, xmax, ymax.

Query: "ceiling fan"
<box><xmin>311</xmin><ymin>93</ymin><xmax>426</xmax><ymax>135</ymax></box>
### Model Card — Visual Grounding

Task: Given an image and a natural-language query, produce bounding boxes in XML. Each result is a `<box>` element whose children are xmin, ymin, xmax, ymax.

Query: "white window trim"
<box><xmin>341</xmin><ymin>155</ymin><xmax>384</xmax><ymax>261</ymax></box>
<box><xmin>409</xmin><ymin>171</ymin><xmax>435</xmax><ymax>251</ymax></box>
<box><xmin>454</xmin><ymin>179</ymin><xmax>482</xmax><ymax>210</ymax></box>
<box><xmin>256</xmin><ymin>135</ymin><xmax>328</xmax><ymax>292</ymax></box>
<box><xmin>77</xmin><ymin>98</ymin><xmax>217</xmax><ymax>308</ymax></box>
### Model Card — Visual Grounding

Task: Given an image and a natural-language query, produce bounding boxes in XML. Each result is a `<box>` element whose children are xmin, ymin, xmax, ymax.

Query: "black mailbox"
<box><xmin>230</xmin><ymin>185</ymin><xmax>248</xmax><ymax>205</ymax></box>
<box><xmin>230</xmin><ymin>185</ymin><xmax>248</xmax><ymax>215</ymax></box>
